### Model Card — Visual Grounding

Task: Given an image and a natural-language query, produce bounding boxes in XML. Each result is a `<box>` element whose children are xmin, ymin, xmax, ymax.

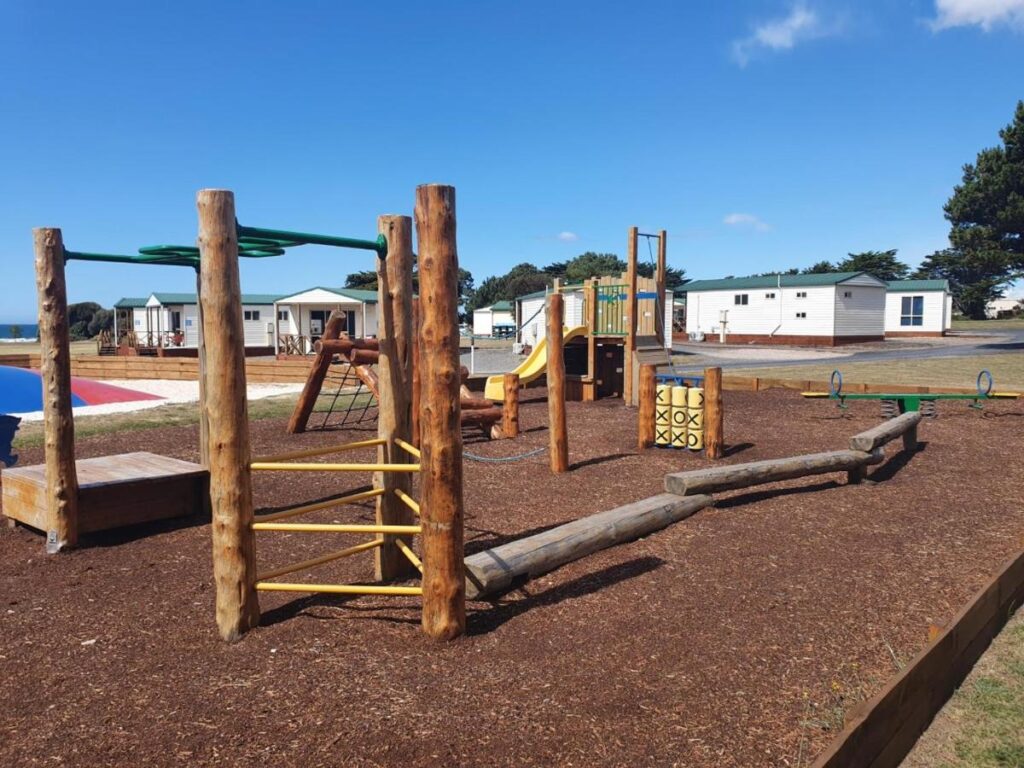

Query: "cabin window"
<box><xmin>734</xmin><ymin>294</ymin><xmax>749</xmax><ymax>306</ymax></box>
<box><xmin>900</xmin><ymin>295</ymin><xmax>924</xmax><ymax>326</ymax></box>
<box><xmin>843</xmin><ymin>290</ymin><xmax>852</xmax><ymax>298</ymax></box>
<box><xmin>244</xmin><ymin>310</ymin><xmax>260</xmax><ymax>322</ymax></box>
<box><xmin>795</xmin><ymin>312</ymin><xmax>807</xmax><ymax>318</ymax></box>
<box><xmin>796</xmin><ymin>291</ymin><xmax>807</xmax><ymax>298</ymax></box>
<box><xmin>765</xmin><ymin>292</ymin><xmax>776</xmax><ymax>299</ymax></box>
<box><xmin>277</xmin><ymin>309</ymin><xmax>289</xmax><ymax>321</ymax></box>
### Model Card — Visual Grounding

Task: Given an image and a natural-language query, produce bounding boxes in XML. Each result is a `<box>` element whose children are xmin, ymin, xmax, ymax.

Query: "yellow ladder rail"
<box><xmin>252</xmin><ymin>437</ymin><xmax>387</xmax><ymax>464</ymax></box>
<box><xmin>254</xmin><ymin>488</ymin><xmax>385</xmax><ymax>524</ymax></box>
<box><xmin>392</xmin><ymin>437</ymin><xmax>421</xmax><ymax>459</ymax></box>
<box><xmin>250</xmin><ymin>462</ymin><xmax>421</xmax><ymax>473</ymax></box>
<box><xmin>256</xmin><ymin>539</ymin><xmax>384</xmax><ymax>581</ymax></box>
<box><xmin>394</xmin><ymin>488</ymin><xmax>421</xmax><ymax>516</ymax></box>
<box><xmin>255</xmin><ymin>583</ymin><xmax>423</xmax><ymax>596</ymax></box>
<box><xmin>394</xmin><ymin>538</ymin><xmax>423</xmax><ymax>573</ymax></box>
<box><xmin>252</xmin><ymin>522</ymin><xmax>422</xmax><ymax>535</ymax></box>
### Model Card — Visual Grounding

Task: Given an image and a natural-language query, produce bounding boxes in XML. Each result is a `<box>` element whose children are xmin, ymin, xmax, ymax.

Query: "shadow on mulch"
<box><xmin>466</xmin><ymin>555</ymin><xmax>666</xmax><ymax>636</ymax></box>
<box><xmin>869</xmin><ymin>442</ymin><xmax>928</xmax><ymax>483</ymax></box>
<box><xmin>570</xmin><ymin>452</ymin><xmax>634</xmax><ymax>471</ymax></box>
<box><xmin>77</xmin><ymin>512</ymin><xmax>211</xmax><ymax>548</ymax></box>
<box><xmin>724</xmin><ymin>442</ymin><xmax>755</xmax><ymax>458</ymax></box>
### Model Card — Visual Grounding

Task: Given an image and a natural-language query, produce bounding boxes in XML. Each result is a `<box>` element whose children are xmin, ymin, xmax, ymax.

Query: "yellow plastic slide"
<box><xmin>484</xmin><ymin>326</ymin><xmax>588</xmax><ymax>401</ymax></box>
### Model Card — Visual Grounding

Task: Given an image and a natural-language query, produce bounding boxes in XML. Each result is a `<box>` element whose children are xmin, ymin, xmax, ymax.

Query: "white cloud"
<box><xmin>931</xmin><ymin>0</ymin><xmax>1024</xmax><ymax>30</ymax></box>
<box><xmin>723</xmin><ymin>213</ymin><xmax>772</xmax><ymax>232</ymax></box>
<box><xmin>556</xmin><ymin>231</ymin><xmax>579</xmax><ymax>242</ymax></box>
<box><xmin>731</xmin><ymin>3</ymin><xmax>842</xmax><ymax>66</ymax></box>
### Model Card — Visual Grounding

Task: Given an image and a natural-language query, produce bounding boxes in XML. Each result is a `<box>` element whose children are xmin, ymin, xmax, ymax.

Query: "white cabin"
<box><xmin>114</xmin><ymin>292</ymin><xmax>279</xmax><ymax>350</ymax></box>
<box><xmin>683</xmin><ymin>272</ymin><xmax>887</xmax><ymax>346</ymax></box>
<box><xmin>885</xmin><ymin>280</ymin><xmax>952</xmax><ymax>336</ymax></box>
<box><xmin>273</xmin><ymin>286</ymin><xmax>379</xmax><ymax>355</ymax></box>
<box><xmin>472</xmin><ymin>301</ymin><xmax>515</xmax><ymax>337</ymax></box>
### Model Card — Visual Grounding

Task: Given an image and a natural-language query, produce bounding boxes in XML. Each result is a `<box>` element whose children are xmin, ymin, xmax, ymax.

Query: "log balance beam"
<box><xmin>466</xmin><ymin>413</ymin><xmax>924</xmax><ymax>600</ymax></box>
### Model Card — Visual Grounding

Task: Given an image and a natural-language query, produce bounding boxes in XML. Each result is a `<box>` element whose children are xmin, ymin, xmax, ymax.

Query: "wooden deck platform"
<box><xmin>2</xmin><ymin>452</ymin><xmax>207</xmax><ymax>535</ymax></box>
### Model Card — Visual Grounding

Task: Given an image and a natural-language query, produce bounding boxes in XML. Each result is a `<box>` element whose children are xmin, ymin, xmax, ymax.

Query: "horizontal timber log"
<box><xmin>313</xmin><ymin>338</ymin><xmax>381</xmax><ymax>355</ymax></box>
<box><xmin>464</xmin><ymin>493</ymin><xmax>712</xmax><ymax>599</ymax></box>
<box><xmin>665</xmin><ymin>449</ymin><xmax>884</xmax><ymax>497</ymax></box>
<box><xmin>459</xmin><ymin>408</ymin><xmax>503</xmax><ymax>426</ymax></box>
<box><xmin>849</xmin><ymin>412</ymin><xmax>922</xmax><ymax>452</ymax></box>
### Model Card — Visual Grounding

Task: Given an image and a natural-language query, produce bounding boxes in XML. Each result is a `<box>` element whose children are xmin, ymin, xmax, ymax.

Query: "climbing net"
<box><xmin>312</xmin><ymin>360</ymin><xmax>379</xmax><ymax>431</ymax></box>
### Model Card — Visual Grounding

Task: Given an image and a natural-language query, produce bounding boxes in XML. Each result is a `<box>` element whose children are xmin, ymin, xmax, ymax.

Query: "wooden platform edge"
<box><xmin>463</xmin><ymin>493</ymin><xmax>712</xmax><ymax>600</ymax></box>
<box><xmin>811</xmin><ymin>546</ymin><xmax>1024</xmax><ymax>768</ymax></box>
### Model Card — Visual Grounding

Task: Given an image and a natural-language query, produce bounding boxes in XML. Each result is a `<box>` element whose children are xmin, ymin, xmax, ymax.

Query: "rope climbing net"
<box><xmin>312</xmin><ymin>361</ymin><xmax>379</xmax><ymax>431</ymax></box>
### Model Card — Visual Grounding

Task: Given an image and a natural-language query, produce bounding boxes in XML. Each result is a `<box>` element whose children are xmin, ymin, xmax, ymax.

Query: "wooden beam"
<box><xmin>665</xmin><ymin>449</ymin><xmax>885</xmax><ymax>497</ymax></box>
<box><xmin>33</xmin><ymin>227</ymin><xmax>79</xmax><ymax>553</ymax></box>
<box><xmin>195</xmin><ymin>268</ymin><xmax>210</xmax><ymax>468</ymax></box>
<box><xmin>411</xmin><ymin>296</ymin><xmax>421</xmax><ymax>447</ymax></box>
<box><xmin>547</xmin><ymin>292</ymin><xmax>569</xmax><ymax>473</ymax></box>
<box><xmin>637</xmin><ymin>363</ymin><xmax>656</xmax><ymax>449</ymax></box>
<box><xmin>465</xmin><ymin>493</ymin><xmax>712</xmax><ymax>599</ymax></box>
<box><xmin>704</xmin><ymin>366</ymin><xmax>724</xmax><ymax>460</ymax></box>
<box><xmin>624</xmin><ymin>226</ymin><xmax>638</xmax><ymax>405</ymax></box>
<box><xmin>197</xmin><ymin>189</ymin><xmax>260</xmax><ymax>642</ymax></box>
<box><xmin>375</xmin><ymin>214</ymin><xmax>417</xmax><ymax>582</ymax></box>
<box><xmin>811</xmin><ymin>547</ymin><xmax>1024</xmax><ymax>768</ymax></box>
<box><xmin>849</xmin><ymin>411</ymin><xmax>922</xmax><ymax>453</ymax></box>
<box><xmin>414</xmin><ymin>184</ymin><xmax>466</xmax><ymax>640</ymax></box>
<box><xmin>502</xmin><ymin>373</ymin><xmax>520</xmax><ymax>438</ymax></box>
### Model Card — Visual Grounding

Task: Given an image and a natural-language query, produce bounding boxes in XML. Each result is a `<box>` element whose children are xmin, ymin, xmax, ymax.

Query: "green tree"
<box><xmin>9</xmin><ymin>324</ymin><xmax>22</xmax><ymax>339</ymax></box>
<box><xmin>914</xmin><ymin>248</ymin><xmax>1012</xmax><ymax>320</ymax></box>
<box><xmin>87</xmin><ymin>309</ymin><xmax>113</xmax><ymax>337</ymax></box>
<box><xmin>835</xmin><ymin>250</ymin><xmax>909</xmax><ymax>281</ymax></box>
<box><xmin>563</xmin><ymin>252</ymin><xmax>625</xmax><ymax>282</ymax></box>
<box><xmin>803</xmin><ymin>260</ymin><xmax>835</xmax><ymax>274</ymax></box>
<box><xmin>66</xmin><ymin>302</ymin><xmax>105</xmax><ymax>341</ymax></box>
<box><xmin>945</xmin><ymin>100</ymin><xmax>1024</xmax><ymax>273</ymax></box>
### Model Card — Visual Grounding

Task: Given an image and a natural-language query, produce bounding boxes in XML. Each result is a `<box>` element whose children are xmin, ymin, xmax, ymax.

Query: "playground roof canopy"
<box><xmin>682</xmin><ymin>271</ymin><xmax>885</xmax><ymax>292</ymax></box>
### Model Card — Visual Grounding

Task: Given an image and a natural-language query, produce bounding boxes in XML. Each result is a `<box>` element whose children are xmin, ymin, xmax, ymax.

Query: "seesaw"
<box><xmin>802</xmin><ymin>369</ymin><xmax>1021</xmax><ymax>413</ymax></box>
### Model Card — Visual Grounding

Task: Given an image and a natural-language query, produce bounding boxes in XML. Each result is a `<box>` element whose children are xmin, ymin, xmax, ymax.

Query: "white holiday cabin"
<box><xmin>884</xmin><ymin>280</ymin><xmax>953</xmax><ymax>336</ymax></box>
<box><xmin>683</xmin><ymin>272</ymin><xmax>887</xmax><ymax>346</ymax></box>
<box><xmin>272</xmin><ymin>286</ymin><xmax>379</xmax><ymax>355</ymax></box>
<box><xmin>472</xmin><ymin>301</ymin><xmax>515</xmax><ymax>337</ymax></box>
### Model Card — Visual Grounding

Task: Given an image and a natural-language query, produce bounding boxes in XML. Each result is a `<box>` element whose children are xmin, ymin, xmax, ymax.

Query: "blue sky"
<box><xmin>1</xmin><ymin>0</ymin><xmax>1023</xmax><ymax>321</ymax></box>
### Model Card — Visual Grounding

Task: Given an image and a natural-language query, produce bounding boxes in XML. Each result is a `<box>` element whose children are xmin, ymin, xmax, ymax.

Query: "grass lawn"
<box><xmin>11</xmin><ymin>393</ymin><xmax>302</xmax><ymax>449</ymax></box>
<box><xmin>725</xmin><ymin>354</ymin><xmax>1024</xmax><ymax>391</ymax></box>
<box><xmin>0</xmin><ymin>339</ymin><xmax>97</xmax><ymax>357</ymax></box>
<box><xmin>952</xmin><ymin>318</ymin><xmax>1024</xmax><ymax>331</ymax></box>
<box><xmin>902</xmin><ymin>610</ymin><xmax>1024</xmax><ymax>767</ymax></box>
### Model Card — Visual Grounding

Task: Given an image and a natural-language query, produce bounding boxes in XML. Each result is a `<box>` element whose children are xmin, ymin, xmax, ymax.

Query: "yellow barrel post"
<box><xmin>686</xmin><ymin>386</ymin><xmax>705</xmax><ymax>451</ymax></box>
<box><xmin>655</xmin><ymin>384</ymin><xmax>672</xmax><ymax>447</ymax></box>
<box><xmin>670</xmin><ymin>385</ymin><xmax>688</xmax><ymax>449</ymax></box>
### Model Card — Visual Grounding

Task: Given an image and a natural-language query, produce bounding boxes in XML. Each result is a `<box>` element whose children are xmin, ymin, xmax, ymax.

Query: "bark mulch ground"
<box><xmin>1</xmin><ymin>388</ymin><xmax>1022</xmax><ymax>767</ymax></box>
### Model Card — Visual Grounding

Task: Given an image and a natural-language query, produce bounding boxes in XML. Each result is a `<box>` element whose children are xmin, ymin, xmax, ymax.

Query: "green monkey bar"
<box><xmin>62</xmin><ymin>220</ymin><xmax>388</xmax><ymax>270</ymax></box>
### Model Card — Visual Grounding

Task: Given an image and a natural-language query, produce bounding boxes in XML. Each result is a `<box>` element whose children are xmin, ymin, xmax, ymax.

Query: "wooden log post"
<box><xmin>849</xmin><ymin>411</ymin><xmax>923</xmax><ymax>453</ymax></box>
<box><xmin>195</xmin><ymin>268</ymin><xmax>210</xmax><ymax>468</ymax></box>
<box><xmin>624</xmin><ymin>226</ymin><xmax>638</xmax><ymax>405</ymax></box>
<box><xmin>704</xmin><ymin>366</ymin><xmax>724</xmax><ymax>460</ymax></box>
<box><xmin>665</xmin><ymin>449</ymin><xmax>885</xmax><ymax>497</ymax></box>
<box><xmin>656</xmin><ymin>229</ymin><xmax>667</xmax><ymax>347</ymax></box>
<box><xmin>375</xmin><ymin>214</ymin><xmax>417</xmax><ymax>582</ymax></box>
<box><xmin>414</xmin><ymin>184</ymin><xmax>465</xmax><ymax>641</ymax></box>
<box><xmin>411</xmin><ymin>296</ymin><xmax>421</xmax><ymax>447</ymax></box>
<box><xmin>502</xmin><ymin>373</ymin><xmax>520</xmax><ymax>438</ymax></box>
<box><xmin>637</xmin><ymin>363</ymin><xmax>656</xmax><ymax>450</ymax></box>
<box><xmin>547</xmin><ymin>292</ymin><xmax>569</xmax><ymax>473</ymax></box>
<box><xmin>33</xmin><ymin>227</ymin><xmax>79</xmax><ymax>553</ymax></box>
<box><xmin>197</xmin><ymin>189</ymin><xmax>260</xmax><ymax>642</ymax></box>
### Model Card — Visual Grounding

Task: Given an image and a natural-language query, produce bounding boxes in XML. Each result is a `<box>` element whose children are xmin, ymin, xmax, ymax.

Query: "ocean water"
<box><xmin>0</xmin><ymin>323</ymin><xmax>39</xmax><ymax>342</ymax></box>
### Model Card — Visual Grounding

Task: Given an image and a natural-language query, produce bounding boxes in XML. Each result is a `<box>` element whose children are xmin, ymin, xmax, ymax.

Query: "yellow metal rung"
<box><xmin>801</xmin><ymin>392</ymin><xmax>830</xmax><ymax>398</ymax></box>
<box><xmin>250</xmin><ymin>462</ymin><xmax>421</xmax><ymax>473</ymax></box>
<box><xmin>255</xmin><ymin>582</ymin><xmax>423</xmax><ymax>596</ymax></box>
<box><xmin>393</xmin><ymin>437</ymin><xmax>421</xmax><ymax>459</ymax></box>
<box><xmin>394</xmin><ymin>488</ymin><xmax>421</xmax><ymax>516</ymax></box>
<box><xmin>394</xmin><ymin>538</ymin><xmax>423</xmax><ymax>573</ymax></box>
<box><xmin>252</xmin><ymin>437</ymin><xmax>387</xmax><ymax>464</ymax></box>
<box><xmin>252</xmin><ymin>522</ymin><xmax>422</xmax><ymax>534</ymax></box>
<box><xmin>254</xmin><ymin>488</ymin><xmax>385</xmax><ymax>523</ymax></box>
<box><xmin>256</xmin><ymin>539</ymin><xmax>384</xmax><ymax>581</ymax></box>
